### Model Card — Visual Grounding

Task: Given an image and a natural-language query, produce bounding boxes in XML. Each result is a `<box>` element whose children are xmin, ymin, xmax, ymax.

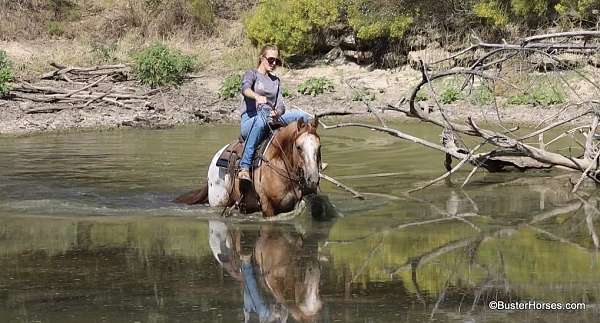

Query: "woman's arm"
<box><xmin>274</xmin><ymin>86</ymin><xmax>285</xmax><ymax>117</ymax></box>
<box><xmin>241</xmin><ymin>70</ymin><xmax>267</xmax><ymax>104</ymax></box>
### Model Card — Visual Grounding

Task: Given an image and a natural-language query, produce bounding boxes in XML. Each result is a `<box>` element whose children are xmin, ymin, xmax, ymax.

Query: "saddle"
<box><xmin>216</xmin><ymin>131</ymin><xmax>277</xmax><ymax>171</ymax></box>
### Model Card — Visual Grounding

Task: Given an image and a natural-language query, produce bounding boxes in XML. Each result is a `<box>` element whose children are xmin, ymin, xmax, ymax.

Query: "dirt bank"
<box><xmin>0</xmin><ymin>58</ymin><xmax>597</xmax><ymax>136</ymax></box>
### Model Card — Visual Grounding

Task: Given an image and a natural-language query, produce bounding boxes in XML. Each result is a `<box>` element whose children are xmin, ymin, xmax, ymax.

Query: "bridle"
<box><xmin>261</xmin><ymin>127</ymin><xmax>318</xmax><ymax>197</ymax></box>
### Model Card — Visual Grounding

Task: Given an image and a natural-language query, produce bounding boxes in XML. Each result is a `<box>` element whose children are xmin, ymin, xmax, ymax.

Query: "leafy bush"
<box><xmin>508</xmin><ymin>86</ymin><xmax>566</xmax><ymax>106</ymax></box>
<box><xmin>469</xmin><ymin>85</ymin><xmax>495</xmax><ymax>105</ymax></box>
<box><xmin>133</xmin><ymin>43</ymin><xmax>195</xmax><ymax>88</ymax></box>
<box><xmin>243</xmin><ymin>0</ymin><xmax>598</xmax><ymax>58</ymax></box>
<box><xmin>244</xmin><ymin>0</ymin><xmax>339</xmax><ymax>55</ymax></box>
<box><xmin>0</xmin><ymin>51</ymin><xmax>13</xmax><ymax>97</ymax></box>
<box><xmin>297</xmin><ymin>77</ymin><xmax>334</xmax><ymax>96</ymax></box>
<box><xmin>218</xmin><ymin>74</ymin><xmax>242</xmax><ymax>99</ymax></box>
<box><xmin>555</xmin><ymin>0</ymin><xmax>600</xmax><ymax>20</ymax></box>
<box><xmin>347</xmin><ymin>1</ymin><xmax>413</xmax><ymax>40</ymax></box>
<box><xmin>473</xmin><ymin>1</ymin><xmax>509</xmax><ymax>27</ymax></box>
<box><xmin>440</xmin><ymin>86</ymin><xmax>461</xmax><ymax>104</ymax></box>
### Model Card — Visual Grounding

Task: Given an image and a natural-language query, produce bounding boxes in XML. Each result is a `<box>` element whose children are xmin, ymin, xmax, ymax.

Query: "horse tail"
<box><xmin>174</xmin><ymin>182</ymin><xmax>209</xmax><ymax>205</ymax></box>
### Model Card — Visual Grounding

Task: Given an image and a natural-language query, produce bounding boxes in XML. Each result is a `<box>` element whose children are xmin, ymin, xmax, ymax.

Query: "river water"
<box><xmin>0</xmin><ymin>122</ymin><xmax>599</xmax><ymax>322</ymax></box>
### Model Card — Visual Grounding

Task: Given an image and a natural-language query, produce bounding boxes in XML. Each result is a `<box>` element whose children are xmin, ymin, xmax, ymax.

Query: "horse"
<box><xmin>175</xmin><ymin>118</ymin><xmax>321</xmax><ymax>217</ymax></box>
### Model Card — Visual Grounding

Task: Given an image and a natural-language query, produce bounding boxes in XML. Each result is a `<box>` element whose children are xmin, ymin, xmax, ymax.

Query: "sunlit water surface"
<box><xmin>1</xmin><ymin>122</ymin><xmax>599</xmax><ymax>322</ymax></box>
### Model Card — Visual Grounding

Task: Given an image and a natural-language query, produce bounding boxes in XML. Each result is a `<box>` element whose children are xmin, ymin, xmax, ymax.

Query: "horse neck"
<box><xmin>266</xmin><ymin>125</ymin><xmax>298</xmax><ymax>167</ymax></box>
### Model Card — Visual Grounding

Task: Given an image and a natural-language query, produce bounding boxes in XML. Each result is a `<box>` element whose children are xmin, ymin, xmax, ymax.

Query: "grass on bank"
<box><xmin>0</xmin><ymin>50</ymin><xmax>14</xmax><ymax>97</ymax></box>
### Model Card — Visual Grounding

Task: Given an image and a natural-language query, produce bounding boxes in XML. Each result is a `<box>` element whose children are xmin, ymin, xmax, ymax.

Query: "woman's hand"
<box><xmin>254</xmin><ymin>95</ymin><xmax>267</xmax><ymax>105</ymax></box>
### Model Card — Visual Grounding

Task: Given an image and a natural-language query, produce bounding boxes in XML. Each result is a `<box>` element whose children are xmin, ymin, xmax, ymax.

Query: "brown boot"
<box><xmin>238</xmin><ymin>169</ymin><xmax>252</xmax><ymax>183</ymax></box>
<box><xmin>238</xmin><ymin>169</ymin><xmax>253</xmax><ymax>195</ymax></box>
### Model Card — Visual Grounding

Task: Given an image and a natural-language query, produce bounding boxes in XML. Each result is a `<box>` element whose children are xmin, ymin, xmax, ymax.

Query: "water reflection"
<box><xmin>209</xmin><ymin>221</ymin><xmax>323</xmax><ymax>322</ymax></box>
<box><xmin>2</xmin><ymin>125</ymin><xmax>600</xmax><ymax>322</ymax></box>
<box><xmin>1</xmin><ymin>177</ymin><xmax>600</xmax><ymax>322</ymax></box>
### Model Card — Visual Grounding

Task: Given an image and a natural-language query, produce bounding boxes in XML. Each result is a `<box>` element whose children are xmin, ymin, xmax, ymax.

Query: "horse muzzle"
<box><xmin>302</xmin><ymin>175</ymin><xmax>320</xmax><ymax>194</ymax></box>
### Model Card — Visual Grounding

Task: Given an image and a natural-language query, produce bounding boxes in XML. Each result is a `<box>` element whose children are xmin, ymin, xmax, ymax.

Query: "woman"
<box><xmin>238</xmin><ymin>44</ymin><xmax>311</xmax><ymax>184</ymax></box>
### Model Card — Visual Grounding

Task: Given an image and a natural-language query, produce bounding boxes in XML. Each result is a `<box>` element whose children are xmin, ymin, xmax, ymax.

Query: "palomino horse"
<box><xmin>176</xmin><ymin>118</ymin><xmax>321</xmax><ymax>217</ymax></box>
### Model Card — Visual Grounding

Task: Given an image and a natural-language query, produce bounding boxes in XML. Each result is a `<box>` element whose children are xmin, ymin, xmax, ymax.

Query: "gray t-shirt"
<box><xmin>239</xmin><ymin>69</ymin><xmax>286</xmax><ymax>116</ymax></box>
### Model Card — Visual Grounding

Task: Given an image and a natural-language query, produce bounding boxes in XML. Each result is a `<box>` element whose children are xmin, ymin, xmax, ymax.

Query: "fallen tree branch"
<box><xmin>408</xmin><ymin>142</ymin><xmax>485</xmax><ymax>193</ymax></box>
<box><xmin>319</xmin><ymin>173</ymin><xmax>364</xmax><ymax>199</ymax></box>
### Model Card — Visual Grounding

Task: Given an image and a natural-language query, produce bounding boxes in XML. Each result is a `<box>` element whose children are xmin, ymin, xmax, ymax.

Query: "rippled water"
<box><xmin>1</xmin><ymin>123</ymin><xmax>599</xmax><ymax>322</ymax></box>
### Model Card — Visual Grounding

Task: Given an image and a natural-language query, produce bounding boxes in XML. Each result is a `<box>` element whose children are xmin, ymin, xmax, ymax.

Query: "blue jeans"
<box><xmin>242</xmin><ymin>262</ymin><xmax>271</xmax><ymax>320</ymax></box>
<box><xmin>240</xmin><ymin>108</ymin><xmax>311</xmax><ymax>170</ymax></box>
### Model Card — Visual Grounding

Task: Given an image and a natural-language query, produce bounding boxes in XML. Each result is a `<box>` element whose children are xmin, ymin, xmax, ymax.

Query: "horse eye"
<box><xmin>297</xmin><ymin>145</ymin><xmax>302</xmax><ymax>151</ymax></box>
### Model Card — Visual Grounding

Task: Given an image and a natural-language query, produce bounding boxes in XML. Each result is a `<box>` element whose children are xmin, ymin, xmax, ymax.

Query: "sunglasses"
<box><xmin>264</xmin><ymin>56</ymin><xmax>282</xmax><ymax>66</ymax></box>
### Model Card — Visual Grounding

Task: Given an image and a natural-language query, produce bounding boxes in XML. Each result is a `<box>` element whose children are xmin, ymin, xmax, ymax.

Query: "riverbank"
<box><xmin>1</xmin><ymin>61</ymin><xmax>597</xmax><ymax>137</ymax></box>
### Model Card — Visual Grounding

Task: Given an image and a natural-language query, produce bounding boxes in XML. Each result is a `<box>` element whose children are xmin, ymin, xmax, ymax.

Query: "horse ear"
<box><xmin>311</xmin><ymin>116</ymin><xmax>319</xmax><ymax>129</ymax></box>
<box><xmin>297</xmin><ymin>118</ymin><xmax>305</xmax><ymax>130</ymax></box>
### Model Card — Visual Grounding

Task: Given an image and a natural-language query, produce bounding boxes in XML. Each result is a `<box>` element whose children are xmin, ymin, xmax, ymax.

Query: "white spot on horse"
<box><xmin>297</xmin><ymin>133</ymin><xmax>320</xmax><ymax>190</ymax></box>
<box><xmin>208</xmin><ymin>146</ymin><xmax>234</xmax><ymax>206</ymax></box>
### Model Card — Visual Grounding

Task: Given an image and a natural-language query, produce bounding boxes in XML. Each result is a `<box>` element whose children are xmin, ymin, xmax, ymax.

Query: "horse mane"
<box><xmin>266</xmin><ymin>121</ymin><xmax>318</xmax><ymax>161</ymax></box>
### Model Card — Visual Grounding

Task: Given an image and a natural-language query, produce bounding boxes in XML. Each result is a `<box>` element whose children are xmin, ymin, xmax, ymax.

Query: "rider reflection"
<box><xmin>241</xmin><ymin>255</ymin><xmax>289</xmax><ymax>322</ymax></box>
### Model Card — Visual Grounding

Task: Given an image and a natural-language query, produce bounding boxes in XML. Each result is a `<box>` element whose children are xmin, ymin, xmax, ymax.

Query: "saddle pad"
<box><xmin>215</xmin><ymin>139</ymin><xmax>244</xmax><ymax>169</ymax></box>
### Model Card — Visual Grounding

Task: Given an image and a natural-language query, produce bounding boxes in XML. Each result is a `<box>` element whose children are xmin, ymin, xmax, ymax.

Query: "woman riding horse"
<box><xmin>238</xmin><ymin>44</ymin><xmax>311</xmax><ymax>185</ymax></box>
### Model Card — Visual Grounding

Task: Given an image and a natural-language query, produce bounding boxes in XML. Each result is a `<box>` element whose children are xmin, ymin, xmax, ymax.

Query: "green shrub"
<box><xmin>347</xmin><ymin>2</ymin><xmax>413</xmax><ymax>40</ymax></box>
<box><xmin>282</xmin><ymin>88</ymin><xmax>291</xmax><ymax>98</ymax></box>
<box><xmin>0</xmin><ymin>51</ymin><xmax>13</xmax><ymax>97</ymax></box>
<box><xmin>508</xmin><ymin>86</ymin><xmax>566</xmax><ymax>106</ymax></box>
<box><xmin>133</xmin><ymin>43</ymin><xmax>195</xmax><ymax>88</ymax></box>
<box><xmin>440</xmin><ymin>86</ymin><xmax>461</xmax><ymax>104</ymax></box>
<box><xmin>218</xmin><ymin>74</ymin><xmax>242</xmax><ymax>99</ymax></box>
<box><xmin>298</xmin><ymin>77</ymin><xmax>334</xmax><ymax>96</ymax></box>
<box><xmin>555</xmin><ymin>0</ymin><xmax>600</xmax><ymax>20</ymax></box>
<box><xmin>473</xmin><ymin>1</ymin><xmax>509</xmax><ymax>27</ymax></box>
<box><xmin>244</xmin><ymin>0</ymin><xmax>339</xmax><ymax>55</ymax></box>
<box><xmin>511</xmin><ymin>0</ymin><xmax>549</xmax><ymax>17</ymax></box>
<box><xmin>469</xmin><ymin>85</ymin><xmax>495</xmax><ymax>105</ymax></box>
<box><xmin>47</xmin><ymin>21</ymin><xmax>65</xmax><ymax>37</ymax></box>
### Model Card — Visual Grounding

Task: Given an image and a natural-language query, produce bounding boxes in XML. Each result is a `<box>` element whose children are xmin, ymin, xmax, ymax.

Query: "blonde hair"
<box><xmin>257</xmin><ymin>44</ymin><xmax>280</xmax><ymax>67</ymax></box>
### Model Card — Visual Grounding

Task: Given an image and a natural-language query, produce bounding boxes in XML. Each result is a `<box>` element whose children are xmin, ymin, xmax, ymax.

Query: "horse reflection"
<box><xmin>209</xmin><ymin>221</ymin><xmax>325</xmax><ymax>322</ymax></box>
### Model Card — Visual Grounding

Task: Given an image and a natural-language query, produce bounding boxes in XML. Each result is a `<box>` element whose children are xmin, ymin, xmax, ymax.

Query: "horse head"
<box><xmin>293</xmin><ymin>118</ymin><xmax>321</xmax><ymax>194</ymax></box>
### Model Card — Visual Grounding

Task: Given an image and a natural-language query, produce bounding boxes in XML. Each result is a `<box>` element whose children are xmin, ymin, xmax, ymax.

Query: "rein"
<box><xmin>262</xmin><ymin>135</ymin><xmax>305</xmax><ymax>196</ymax></box>
<box><xmin>256</xmin><ymin>108</ymin><xmax>312</xmax><ymax>196</ymax></box>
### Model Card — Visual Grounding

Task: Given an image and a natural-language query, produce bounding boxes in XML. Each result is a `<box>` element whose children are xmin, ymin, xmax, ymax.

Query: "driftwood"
<box><xmin>41</xmin><ymin>63</ymin><xmax>130</xmax><ymax>82</ymax></box>
<box><xmin>9</xmin><ymin>63</ymin><xmax>158</xmax><ymax>112</ymax></box>
<box><xmin>320</xmin><ymin>30</ymin><xmax>600</xmax><ymax>192</ymax></box>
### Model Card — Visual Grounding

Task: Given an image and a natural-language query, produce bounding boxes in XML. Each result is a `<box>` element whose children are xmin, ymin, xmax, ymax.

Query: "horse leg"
<box><xmin>261</xmin><ymin>198</ymin><xmax>276</xmax><ymax>217</ymax></box>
